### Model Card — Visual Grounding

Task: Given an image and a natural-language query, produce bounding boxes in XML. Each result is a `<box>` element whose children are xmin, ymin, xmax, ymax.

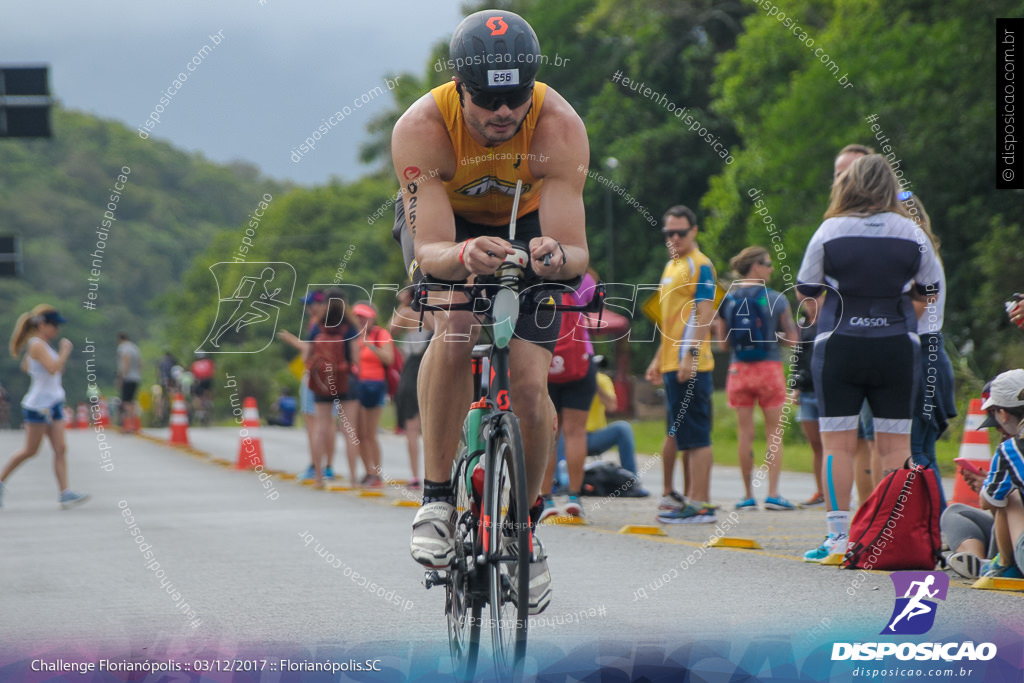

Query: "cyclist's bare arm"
<box><xmin>392</xmin><ymin>95</ymin><xmax>510</xmax><ymax>280</ymax></box>
<box><xmin>528</xmin><ymin>87</ymin><xmax>590</xmax><ymax>280</ymax></box>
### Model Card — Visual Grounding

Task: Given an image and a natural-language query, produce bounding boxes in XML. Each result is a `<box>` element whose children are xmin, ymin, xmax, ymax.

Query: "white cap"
<box><xmin>980</xmin><ymin>369</ymin><xmax>1024</xmax><ymax>411</ymax></box>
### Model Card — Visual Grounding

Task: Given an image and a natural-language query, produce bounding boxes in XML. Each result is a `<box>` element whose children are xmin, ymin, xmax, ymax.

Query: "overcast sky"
<box><xmin>0</xmin><ymin>0</ymin><xmax>467</xmax><ymax>185</ymax></box>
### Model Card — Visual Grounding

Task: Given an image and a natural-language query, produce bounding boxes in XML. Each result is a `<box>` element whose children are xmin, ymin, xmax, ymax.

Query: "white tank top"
<box><xmin>23</xmin><ymin>337</ymin><xmax>66</xmax><ymax>411</ymax></box>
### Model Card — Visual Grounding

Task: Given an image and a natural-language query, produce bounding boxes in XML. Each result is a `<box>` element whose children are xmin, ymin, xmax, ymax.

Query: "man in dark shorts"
<box><xmin>392</xmin><ymin>9</ymin><xmax>590</xmax><ymax>615</ymax></box>
<box><xmin>116</xmin><ymin>333</ymin><xmax>142</xmax><ymax>431</ymax></box>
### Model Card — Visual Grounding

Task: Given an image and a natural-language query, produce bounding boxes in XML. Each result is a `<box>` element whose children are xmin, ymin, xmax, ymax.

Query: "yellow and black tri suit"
<box><xmin>393</xmin><ymin>80</ymin><xmax>558</xmax><ymax>349</ymax></box>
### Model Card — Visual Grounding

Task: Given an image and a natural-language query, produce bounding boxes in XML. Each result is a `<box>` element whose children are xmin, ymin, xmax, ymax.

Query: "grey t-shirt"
<box><xmin>117</xmin><ymin>341</ymin><xmax>142</xmax><ymax>382</ymax></box>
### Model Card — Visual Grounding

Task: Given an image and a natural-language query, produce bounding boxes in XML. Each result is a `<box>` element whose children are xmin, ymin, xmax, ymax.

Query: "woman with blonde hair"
<box><xmin>0</xmin><ymin>305</ymin><xmax>89</xmax><ymax>509</ymax></box>
<box><xmin>796</xmin><ymin>154</ymin><xmax>942</xmax><ymax>561</ymax></box>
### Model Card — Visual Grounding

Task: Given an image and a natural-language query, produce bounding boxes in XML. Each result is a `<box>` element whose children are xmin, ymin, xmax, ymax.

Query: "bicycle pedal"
<box><xmin>423</xmin><ymin>570</ymin><xmax>444</xmax><ymax>589</ymax></box>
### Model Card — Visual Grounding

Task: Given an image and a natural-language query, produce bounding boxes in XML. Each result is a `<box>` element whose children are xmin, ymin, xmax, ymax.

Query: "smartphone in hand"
<box><xmin>954</xmin><ymin>457</ymin><xmax>986</xmax><ymax>477</ymax></box>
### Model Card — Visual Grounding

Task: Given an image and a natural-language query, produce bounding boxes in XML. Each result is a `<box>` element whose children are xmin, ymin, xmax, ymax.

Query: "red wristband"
<box><xmin>458</xmin><ymin>238</ymin><xmax>472</xmax><ymax>266</ymax></box>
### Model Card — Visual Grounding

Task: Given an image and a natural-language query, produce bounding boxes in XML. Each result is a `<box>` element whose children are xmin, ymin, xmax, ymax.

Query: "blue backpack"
<box><xmin>725</xmin><ymin>290</ymin><xmax>772</xmax><ymax>361</ymax></box>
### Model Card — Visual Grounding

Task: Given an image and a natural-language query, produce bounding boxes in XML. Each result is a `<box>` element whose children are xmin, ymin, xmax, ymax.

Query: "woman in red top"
<box><xmin>354</xmin><ymin>302</ymin><xmax>394</xmax><ymax>487</ymax></box>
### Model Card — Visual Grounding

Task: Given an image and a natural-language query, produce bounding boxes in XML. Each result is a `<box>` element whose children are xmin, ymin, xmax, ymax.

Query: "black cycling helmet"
<box><xmin>449</xmin><ymin>10</ymin><xmax>541</xmax><ymax>93</ymax></box>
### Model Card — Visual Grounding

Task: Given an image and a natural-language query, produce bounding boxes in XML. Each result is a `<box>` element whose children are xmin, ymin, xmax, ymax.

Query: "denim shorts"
<box><xmin>357</xmin><ymin>380</ymin><xmax>388</xmax><ymax>409</ymax></box>
<box><xmin>797</xmin><ymin>392</ymin><xmax>819</xmax><ymax>423</ymax></box>
<box><xmin>23</xmin><ymin>402</ymin><xmax>64</xmax><ymax>424</ymax></box>
<box><xmin>300</xmin><ymin>375</ymin><xmax>316</xmax><ymax>415</ymax></box>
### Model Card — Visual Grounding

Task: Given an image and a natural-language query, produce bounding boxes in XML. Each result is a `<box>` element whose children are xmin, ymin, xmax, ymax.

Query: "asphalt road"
<box><xmin>1</xmin><ymin>425</ymin><xmax>1020</xmax><ymax>682</ymax></box>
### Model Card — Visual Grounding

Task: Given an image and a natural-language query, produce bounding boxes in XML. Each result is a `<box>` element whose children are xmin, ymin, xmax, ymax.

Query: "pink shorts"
<box><xmin>726</xmin><ymin>361</ymin><xmax>786</xmax><ymax>409</ymax></box>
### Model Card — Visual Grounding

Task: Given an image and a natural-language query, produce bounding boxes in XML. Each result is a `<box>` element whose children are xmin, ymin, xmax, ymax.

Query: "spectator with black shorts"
<box><xmin>833</xmin><ymin>145</ymin><xmax>881</xmax><ymax>503</ymax></box>
<box><xmin>541</xmin><ymin>271</ymin><xmax>599</xmax><ymax>520</ymax></box>
<box><xmin>797</xmin><ymin>154</ymin><xmax>943</xmax><ymax>562</ymax></box>
<box><xmin>389</xmin><ymin>285</ymin><xmax>433</xmax><ymax>489</ymax></box>
<box><xmin>116</xmin><ymin>332</ymin><xmax>142</xmax><ymax>431</ymax></box>
<box><xmin>720</xmin><ymin>246</ymin><xmax>799</xmax><ymax>511</ymax></box>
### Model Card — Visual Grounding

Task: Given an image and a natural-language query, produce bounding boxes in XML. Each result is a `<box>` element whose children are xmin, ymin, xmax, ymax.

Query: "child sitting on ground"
<box><xmin>979</xmin><ymin>369</ymin><xmax>1024</xmax><ymax>578</ymax></box>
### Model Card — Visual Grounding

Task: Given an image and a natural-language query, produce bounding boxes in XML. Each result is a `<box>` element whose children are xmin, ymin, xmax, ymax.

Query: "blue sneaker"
<box><xmin>300</xmin><ymin>465</ymin><xmax>315</xmax><ymax>481</ymax></box>
<box><xmin>564</xmin><ymin>495</ymin><xmax>584</xmax><ymax>518</ymax></box>
<box><xmin>324</xmin><ymin>466</ymin><xmax>335</xmax><ymax>480</ymax></box>
<box><xmin>735</xmin><ymin>497</ymin><xmax>757</xmax><ymax>510</ymax></box>
<box><xmin>59</xmin><ymin>490</ymin><xmax>91</xmax><ymax>509</ymax></box>
<box><xmin>804</xmin><ymin>534</ymin><xmax>835</xmax><ymax>563</ymax></box>
<box><xmin>764</xmin><ymin>496</ymin><xmax>796</xmax><ymax>511</ymax></box>
<box><xmin>657</xmin><ymin>503</ymin><xmax>716</xmax><ymax>524</ymax></box>
<box><xmin>981</xmin><ymin>554</ymin><xmax>1024</xmax><ymax>579</ymax></box>
<box><xmin>538</xmin><ymin>497</ymin><xmax>559</xmax><ymax>523</ymax></box>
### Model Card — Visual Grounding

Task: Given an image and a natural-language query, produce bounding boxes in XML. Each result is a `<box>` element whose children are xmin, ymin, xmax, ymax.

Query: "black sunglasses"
<box><xmin>463</xmin><ymin>83</ymin><xmax>533</xmax><ymax>111</ymax></box>
<box><xmin>662</xmin><ymin>228</ymin><xmax>693</xmax><ymax>238</ymax></box>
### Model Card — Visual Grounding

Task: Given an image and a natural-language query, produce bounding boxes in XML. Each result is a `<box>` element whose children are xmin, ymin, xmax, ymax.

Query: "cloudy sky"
<box><xmin>1</xmin><ymin>0</ymin><xmax>467</xmax><ymax>185</ymax></box>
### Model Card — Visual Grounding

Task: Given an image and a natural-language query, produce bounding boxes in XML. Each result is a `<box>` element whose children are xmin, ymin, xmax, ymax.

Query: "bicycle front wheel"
<box><xmin>484</xmin><ymin>412</ymin><xmax>529</xmax><ymax>676</ymax></box>
<box><xmin>447</xmin><ymin>449</ymin><xmax>481</xmax><ymax>680</ymax></box>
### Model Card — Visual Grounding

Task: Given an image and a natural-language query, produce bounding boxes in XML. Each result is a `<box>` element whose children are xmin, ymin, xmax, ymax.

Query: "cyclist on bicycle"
<box><xmin>393</xmin><ymin>9</ymin><xmax>589</xmax><ymax>616</ymax></box>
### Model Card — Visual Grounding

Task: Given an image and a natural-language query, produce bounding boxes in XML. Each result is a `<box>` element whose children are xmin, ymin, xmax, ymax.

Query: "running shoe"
<box><xmin>658</xmin><ymin>491</ymin><xmax>686</xmax><ymax>510</ymax></box>
<box><xmin>509</xmin><ymin>534</ymin><xmax>552</xmax><ymax>615</ymax></box>
<box><xmin>363</xmin><ymin>474</ymin><xmax>384</xmax><ymax>488</ymax></box>
<box><xmin>735</xmin><ymin>497</ymin><xmax>757</xmax><ymax>510</ymax></box>
<box><xmin>823</xmin><ymin>532</ymin><xmax>849</xmax><ymax>562</ymax></box>
<box><xmin>947</xmin><ymin>552</ymin><xmax>983</xmax><ymax>580</ymax></box>
<box><xmin>300</xmin><ymin>465</ymin><xmax>316</xmax><ymax>481</ymax></box>
<box><xmin>802</xmin><ymin>492</ymin><xmax>825</xmax><ymax>508</ymax></box>
<box><xmin>563</xmin><ymin>495</ymin><xmax>583</xmax><ymax>518</ymax></box>
<box><xmin>764</xmin><ymin>496</ymin><xmax>797</xmax><ymax>511</ymax></box>
<box><xmin>804</xmin><ymin>533</ymin><xmax>840</xmax><ymax>563</ymax></box>
<box><xmin>538</xmin><ymin>497</ymin><xmax>559</xmax><ymax>523</ymax></box>
<box><xmin>409</xmin><ymin>501</ymin><xmax>456</xmax><ymax>568</ymax></box>
<box><xmin>657</xmin><ymin>503</ymin><xmax>716</xmax><ymax>524</ymax></box>
<box><xmin>981</xmin><ymin>554</ymin><xmax>1024</xmax><ymax>579</ymax></box>
<box><xmin>324</xmin><ymin>466</ymin><xmax>335</xmax><ymax>480</ymax></box>
<box><xmin>406</xmin><ymin>479</ymin><xmax>421</xmax><ymax>489</ymax></box>
<box><xmin>59</xmin><ymin>490</ymin><xmax>91</xmax><ymax>509</ymax></box>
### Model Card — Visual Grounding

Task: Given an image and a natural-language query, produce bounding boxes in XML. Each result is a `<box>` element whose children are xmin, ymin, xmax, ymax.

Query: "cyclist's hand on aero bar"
<box><xmin>528</xmin><ymin>236</ymin><xmax>565</xmax><ymax>279</ymax></box>
<box><xmin>462</xmin><ymin>236</ymin><xmax>515</xmax><ymax>275</ymax></box>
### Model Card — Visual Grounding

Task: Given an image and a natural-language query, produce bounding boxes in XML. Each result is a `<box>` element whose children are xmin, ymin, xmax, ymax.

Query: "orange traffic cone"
<box><xmin>235</xmin><ymin>397</ymin><xmax>265</xmax><ymax>470</ymax></box>
<box><xmin>96</xmin><ymin>397</ymin><xmax>111</xmax><ymax>427</ymax></box>
<box><xmin>76</xmin><ymin>403</ymin><xmax>89</xmax><ymax>429</ymax></box>
<box><xmin>951</xmin><ymin>398</ymin><xmax>993</xmax><ymax>507</ymax></box>
<box><xmin>168</xmin><ymin>393</ymin><xmax>190</xmax><ymax>446</ymax></box>
<box><xmin>63</xmin><ymin>405</ymin><xmax>76</xmax><ymax>429</ymax></box>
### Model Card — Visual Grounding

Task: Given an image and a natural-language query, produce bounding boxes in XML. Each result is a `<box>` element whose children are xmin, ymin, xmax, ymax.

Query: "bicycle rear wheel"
<box><xmin>446</xmin><ymin>449</ymin><xmax>481</xmax><ymax>680</ymax></box>
<box><xmin>484</xmin><ymin>412</ymin><xmax>529</xmax><ymax>677</ymax></box>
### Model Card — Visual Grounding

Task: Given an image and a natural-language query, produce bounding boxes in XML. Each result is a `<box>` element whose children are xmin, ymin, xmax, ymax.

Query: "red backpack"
<box><xmin>548</xmin><ymin>294</ymin><xmax>591</xmax><ymax>384</ymax></box>
<box><xmin>307</xmin><ymin>326</ymin><xmax>352</xmax><ymax>397</ymax></box>
<box><xmin>842</xmin><ymin>464</ymin><xmax>942</xmax><ymax>571</ymax></box>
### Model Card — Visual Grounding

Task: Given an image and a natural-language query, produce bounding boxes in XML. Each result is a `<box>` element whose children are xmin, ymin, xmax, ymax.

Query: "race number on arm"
<box><xmin>391</xmin><ymin>94</ymin><xmax>464</xmax><ymax>280</ymax></box>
